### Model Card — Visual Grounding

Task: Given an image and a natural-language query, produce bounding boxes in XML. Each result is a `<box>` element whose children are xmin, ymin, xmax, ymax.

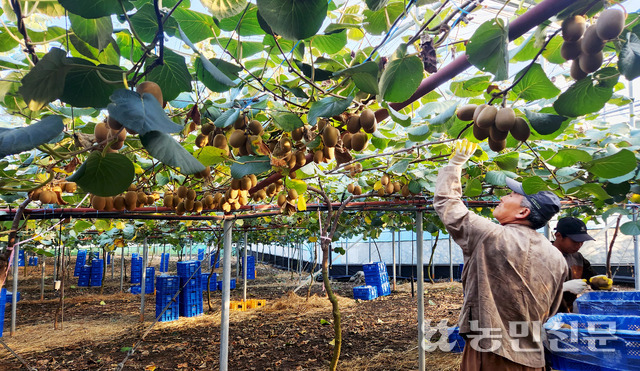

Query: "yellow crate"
<box><xmin>244</xmin><ymin>299</ymin><xmax>266</xmax><ymax>309</ymax></box>
<box><xmin>229</xmin><ymin>300</ymin><xmax>246</xmax><ymax>311</ymax></box>
<box><xmin>255</xmin><ymin>299</ymin><xmax>266</xmax><ymax>308</ymax></box>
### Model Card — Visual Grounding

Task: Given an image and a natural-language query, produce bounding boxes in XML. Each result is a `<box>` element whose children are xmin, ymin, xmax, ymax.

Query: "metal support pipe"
<box><xmin>11</xmin><ymin>242</ymin><xmax>19</xmax><ymax>335</ymax></box>
<box><xmin>634</xmin><ymin>208</ymin><xmax>639</xmax><ymax>290</ymax></box>
<box><xmin>220</xmin><ymin>218</ymin><xmax>233</xmax><ymax>371</ymax></box>
<box><xmin>120</xmin><ymin>245</ymin><xmax>124</xmax><ymax>292</ymax></box>
<box><xmin>416</xmin><ymin>211</ymin><xmax>425</xmax><ymax>371</ymax></box>
<box><xmin>140</xmin><ymin>237</ymin><xmax>148</xmax><ymax>323</ymax></box>
<box><xmin>243</xmin><ymin>230</ymin><xmax>248</xmax><ymax>303</ymax></box>
<box><xmin>40</xmin><ymin>254</ymin><xmax>45</xmax><ymax>300</ymax></box>
<box><xmin>368</xmin><ymin>238</ymin><xmax>371</xmax><ymax>262</ymax></box>
<box><xmin>630</xmin><ymin>80</ymin><xmax>636</xmax><ymax>128</ymax></box>
<box><xmin>392</xmin><ymin>231</ymin><xmax>397</xmax><ymax>291</ymax></box>
<box><xmin>398</xmin><ymin>230</ymin><xmax>402</xmax><ymax>278</ymax></box>
<box><xmin>449</xmin><ymin>235</ymin><xmax>453</xmax><ymax>282</ymax></box>
<box><xmin>345</xmin><ymin>237</ymin><xmax>349</xmax><ymax>276</ymax></box>
<box><xmin>52</xmin><ymin>245</ymin><xmax>58</xmax><ymax>282</ymax></box>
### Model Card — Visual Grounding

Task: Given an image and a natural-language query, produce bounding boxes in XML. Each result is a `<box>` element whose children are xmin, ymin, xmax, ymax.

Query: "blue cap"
<box><xmin>505</xmin><ymin>178</ymin><xmax>561</xmax><ymax>221</ymax></box>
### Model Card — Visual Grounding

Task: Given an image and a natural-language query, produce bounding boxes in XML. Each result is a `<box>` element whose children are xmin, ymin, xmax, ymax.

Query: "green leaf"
<box><xmin>194</xmin><ymin>57</ymin><xmax>240</xmax><ymax>93</ymax></box>
<box><xmin>619</xmin><ymin>33</ymin><xmax>640</xmax><ymax>81</ymax></box>
<box><xmin>307</xmin><ymin>96</ymin><xmax>353</xmax><ymax>126</ymax></box>
<box><xmin>69</xmin><ymin>14</ymin><xmax>113</xmax><ymax>50</ymax></box>
<box><xmin>378</xmin><ymin>45</ymin><xmax>423</xmax><ymax>102</ymax></box>
<box><xmin>408</xmin><ymin>180</ymin><xmax>422</xmax><ymax>194</ymax></box>
<box><xmin>18</xmin><ymin>47</ymin><xmax>71</xmax><ymax>111</ymax></box>
<box><xmin>584</xmin><ymin>149</ymin><xmax>637</xmax><ymax>179</ymax></box>
<box><xmin>485</xmin><ymin>171</ymin><xmax>507</xmax><ymax>186</ymax></box>
<box><xmin>512</xmin><ymin>63</ymin><xmax>560</xmax><ymax>100</ymax></box>
<box><xmin>602</xmin><ymin>207</ymin><xmax>630</xmax><ymax>222</ymax></box>
<box><xmin>319</xmin><ymin>319</ymin><xmax>330</xmax><ymax>325</ymax></box>
<box><xmin>194</xmin><ymin>146</ymin><xmax>228</xmax><ymax>166</ymax></box>
<box><xmin>287</xmin><ymin>178</ymin><xmax>307</xmax><ymax>195</ymax></box>
<box><xmin>67</xmin><ymin>152</ymin><xmax>135</xmax><ymax>197</ymax></box>
<box><xmin>621</xmin><ymin>221</ymin><xmax>640</xmax><ymax>236</ymax></box>
<box><xmin>366</xmin><ymin>0</ymin><xmax>388</xmax><ymax>11</ymax></box>
<box><xmin>335</xmin><ymin>61</ymin><xmax>379</xmax><ymax>95</ymax></box>
<box><xmin>382</xmin><ymin>102</ymin><xmax>411</xmax><ymax>127</ymax></box>
<box><xmin>546</xmin><ymin>149</ymin><xmax>592</xmax><ymax>168</ymax></box>
<box><xmin>256</xmin><ymin>0</ymin><xmax>327</xmax><ymax>40</ymax></box>
<box><xmin>363</xmin><ymin>2</ymin><xmax>404</xmax><ymax>35</ymax></box>
<box><xmin>294</xmin><ymin>60</ymin><xmax>334</xmax><ymax>81</ymax></box>
<box><xmin>464</xmin><ymin>177</ymin><xmax>482</xmax><ymax>197</ymax></box>
<box><xmin>553</xmin><ymin>67</ymin><xmax>619</xmax><ymax>117</ymax></box>
<box><xmin>59</xmin><ymin>0</ymin><xmax>133</xmax><ymax>18</ymax></box>
<box><xmin>230</xmin><ymin>155</ymin><xmax>271</xmax><ymax>178</ymax></box>
<box><xmin>524</xmin><ymin>109</ymin><xmax>566</xmax><ymax>135</ymax></box>
<box><xmin>0</xmin><ymin>116</ymin><xmax>64</xmax><ymax>158</ymax></box>
<box><xmin>466</xmin><ymin>19</ymin><xmax>509</xmax><ymax>81</ymax></box>
<box><xmin>145</xmin><ymin>48</ymin><xmax>192</xmax><ymax>102</ymax></box>
<box><xmin>0</xmin><ymin>27</ymin><xmax>20</xmax><ymax>52</ymax></box>
<box><xmin>140</xmin><ymin>131</ymin><xmax>206</xmax><ymax>175</ymax></box>
<box><xmin>219</xmin><ymin>5</ymin><xmax>264</xmax><ymax>36</ymax></box>
<box><xmin>130</xmin><ymin>3</ymin><xmax>178</xmax><ymax>43</ymax></box>
<box><xmin>172</xmin><ymin>8</ymin><xmax>218</xmax><ymax>43</ymax></box>
<box><xmin>73</xmin><ymin>220</ymin><xmax>94</xmax><ymax>234</ymax></box>
<box><xmin>271</xmin><ymin>112</ymin><xmax>304</xmax><ymax>131</ymax></box>
<box><xmin>371</xmin><ymin>136</ymin><xmax>387</xmax><ymax>150</ymax></box>
<box><xmin>61</xmin><ymin>60</ymin><xmax>125</xmax><ymax>108</ymax></box>
<box><xmin>408</xmin><ymin>125</ymin><xmax>430</xmax><ymax>142</ymax></box>
<box><xmin>541</xmin><ymin>36</ymin><xmax>564</xmax><ymax>64</ymax></box>
<box><xmin>312</xmin><ymin>30</ymin><xmax>347</xmax><ymax>54</ymax></box>
<box><xmin>116</xmin><ymin>31</ymin><xmax>145</xmax><ymax>62</ymax></box>
<box><xmin>214</xmin><ymin>109</ymin><xmax>241</xmax><ymax>128</ymax></box>
<box><xmin>450</xmin><ymin>76</ymin><xmax>491</xmax><ymax>98</ymax></box>
<box><xmin>107</xmin><ymin>89</ymin><xmax>183</xmax><ymax>136</ymax></box>
<box><xmin>388</xmin><ymin>159</ymin><xmax>410</xmax><ymax>175</ymax></box>
<box><xmin>522</xmin><ymin>176</ymin><xmax>553</xmax><ymax>194</ymax></box>
<box><xmin>494</xmin><ymin>152</ymin><xmax>519</xmax><ymax>172</ymax></box>
<box><xmin>201</xmin><ymin>0</ymin><xmax>247</xmax><ymax>19</ymax></box>
<box><xmin>567</xmin><ymin>183</ymin><xmax>611</xmax><ymax>201</ymax></box>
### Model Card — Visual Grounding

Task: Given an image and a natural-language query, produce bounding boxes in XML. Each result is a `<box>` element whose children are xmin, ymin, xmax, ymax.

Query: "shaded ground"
<box><xmin>0</xmin><ymin>258</ymin><xmax>463</xmax><ymax>370</ymax></box>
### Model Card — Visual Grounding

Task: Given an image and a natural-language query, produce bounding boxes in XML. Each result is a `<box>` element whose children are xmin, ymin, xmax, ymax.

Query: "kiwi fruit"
<box><xmin>561</xmin><ymin>15</ymin><xmax>586</xmax><ymax>42</ymax></box>
<box><xmin>377</xmin><ymin>188</ymin><xmax>385</xmax><ymax>197</ymax></box>
<box><xmin>361</xmin><ymin>119</ymin><xmax>377</xmax><ymax>134</ymax></box>
<box><xmin>346</xmin><ymin>115</ymin><xmax>361</xmax><ymax>134</ymax></box>
<box><xmin>201</xmin><ymin>123</ymin><xmax>214</xmax><ymax>135</ymax></box>
<box><xmin>291</xmin><ymin>127</ymin><xmax>304</xmax><ymax>141</ymax></box>
<box><xmin>581</xmin><ymin>26</ymin><xmax>605</xmax><ymax>55</ymax></box>
<box><xmin>360</xmin><ymin>109</ymin><xmax>376</xmax><ymax>131</ymax></box>
<box><xmin>193</xmin><ymin>200</ymin><xmax>203</xmax><ymax>213</ymax></box>
<box><xmin>578</xmin><ymin>51</ymin><xmax>603</xmax><ymax>74</ymax></box>
<box><xmin>351</xmin><ymin>132</ymin><xmax>368</xmax><ymax>151</ymax></box>
<box><xmin>145</xmin><ymin>195</ymin><xmax>154</xmax><ymax>205</ymax></box>
<box><xmin>295</xmin><ymin>151</ymin><xmax>306</xmax><ymax>167</ymax></box>
<box><xmin>495</xmin><ymin>107</ymin><xmax>516</xmax><ymax>132</ymax></box>
<box><xmin>347</xmin><ymin>184</ymin><xmax>355</xmax><ymax>193</ymax></box>
<box><xmin>266</xmin><ymin>184</ymin><xmax>277</xmax><ymax>196</ymax></box>
<box><xmin>472</xmin><ymin>104</ymin><xmax>487</xmax><ymax>122</ymax></box>
<box><xmin>233</xmin><ymin>113</ymin><xmax>247</xmax><ymax>129</ymax></box>
<box><xmin>136</xmin><ymin>191</ymin><xmax>147</xmax><ymax>205</ymax></box>
<box><xmin>176</xmin><ymin>201</ymin><xmax>186</xmax><ymax>215</ymax></box>
<box><xmin>381</xmin><ymin>174</ymin><xmax>390</xmax><ymax>186</ymax></box>
<box><xmin>128</xmin><ymin>184</ymin><xmax>137</xmax><ymax>192</ymax></box>
<box><xmin>195</xmin><ymin>166</ymin><xmax>211</xmax><ymax>179</ymax></box>
<box><xmin>114</xmin><ymin>195</ymin><xmax>126</xmax><ymax>211</ymax></box>
<box><xmin>510</xmin><ymin>117</ymin><xmax>531</xmax><ymax>142</ymax></box>
<box><xmin>561</xmin><ymin>40</ymin><xmax>582</xmax><ymax>61</ymax></box>
<box><xmin>163</xmin><ymin>193</ymin><xmax>174</xmax><ymax>208</ymax></box>
<box><xmin>184</xmin><ymin>198</ymin><xmax>195</xmax><ymax>211</ymax></box>
<box><xmin>279</xmin><ymin>137</ymin><xmax>292</xmax><ymax>153</ymax></box>
<box><xmin>174</xmin><ymin>186</ymin><xmax>186</xmax><ymax>199</ymax></box>
<box><xmin>195</xmin><ymin>134</ymin><xmax>209</xmax><ymax>148</ymax></box>
<box><xmin>476</xmin><ymin>105</ymin><xmax>498</xmax><ymax>129</ymax></box>
<box><xmin>64</xmin><ymin>182</ymin><xmax>77</xmax><ymax>193</ymax></box>
<box><xmin>287</xmin><ymin>153</ymin><xmax>297</xmax><ymax>169</ymax></box>
<box><xmin>137</xmin><ymin>81</ymin><xmax>163</xmax><ymax>106</ymax></box>
<box><xmin>318</xmin><ymin>119</ymin><xmax>328</xmax><ymax>133</ymax></box>
<box><xmin>104</xmin><ymin>197</ymin><xmax>115</xmax><ymax>211</ymax></box>
<box><xmin>488</xmin><ymin>138</ymin><xmax>506</xmax><ymax>152</ymax></box>
<box><xmin>473</xmin><ymin>123</ymin><xmax>491</xmax><ymax>141</ymax></box>
<box><xmin>596</xmin><ymin>9</ymin><xmax>625</xmax><ymax>41</ymax></box>
<box><xmin>94</xmin><ymin>122</ymin><xmax>109</xmax><ymax>143</ymax></box>
<box><xmin>354</xmin><ymin>185</ymin><xmax>362</xmax><ymax>195</ymax></box>
<box><xmin>343</xmin><ymin>132</ymin><xmax>352</xmax><ymax>149</ymax></box>
<box><xmin>204</xmin><ymin>194</ymin><xmax>214</xmax><ymax>207</ymax></box>
<box><xmin>92</xmin><ymin>196</ymin><xmax>106</xmax><ymax>211</ymax></box>
<box><xmin>248</xmin><ymin>120</ymin><xmax>263</xmax><ymax>135</ymax></box>
<box><xmin>213</xmin><ymin>133</ymin><xmax>228</xmax><ymax>149</ymax></box>
<box><xmin>172</xmin><ymin>195</ymin><xmax>181</xmax><ymax>208</ymax></box>
<box><xmin>288</xmin><ymin>189</ymin><xmax>298</xmax><ymax>200</ymax></box>
<box><xmin>229</xmin><ymin>130</ymin><xmax>246</xmax><ymax>148</ymax></box>
<box><xmin>187</xmin><ymin>188</ymin><xmax>196</xmax><ymax>200</ymax></box>
<box><xmin>231</xmin><ymin>178</ymin><xmax>241</xmax><ymax>190</ymax></box>
<box><xmin>385</xmin><ymin>182</ymin><xmax>394</xmax><ymax>194</ymax></box>
<box><xmin>489</xmin><ymin>125</ymin><xmax>509</xmax><ymax>141</ymax></box>
<box><xmin>41</xmin><ymin>190</ymin><xmax>57</xmax><ymax>204</ymax></box>
<box><xmin>401</xmin><ymin>184</ymin><xmax>411</xmax><ymax>197</ymax></box>
<box><xmin>456</xmin><ymin>104</ymin><xmax>477</xmax><ymax>121</ymax></box>
<box><xmin>313</xmin><ymin>150</ymin><xmax>324</xmax><ymax>164</ymax></box>
<box><xmin>241</xmin><ymin>176</ymin><xmax>252</xmax><ymax>191</ymax></box>
<box><xmin>393</xmin><ymin>182</ymin><xmax>401</xmax><ymax>193</ymax></box>
<box><xmin>322</xmin><ymin>145</ymin><xmax>334</xmax><ymax>160</ymax></box>
<box><xmin>277</xmin><ymin>194</ymin><xmax>287</xmax><ymax>207</ymax></box>
<box><xmin>322</xmin><ymin>125</ymin><xmax>339</xmax><ymax>147</ymax></box>
<box><xmin>125</xmin><ymin>191</ymin><xmax>138</xmax><ymax>210</ymax></box>
<box><xmin>354</xmin><ymin>162</ymin><xmax>363</xmax><ymax>173</ymax></box>
<box><xmin>571</xmin><ymin>60</ymin><xmax>588</xmax><ymax>80</ymax></box>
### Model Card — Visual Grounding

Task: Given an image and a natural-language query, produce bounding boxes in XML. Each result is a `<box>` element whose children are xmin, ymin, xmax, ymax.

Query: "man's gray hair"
<box><xmin>521</xmin><ymin>197</ymin><xmax>549</xmax><ymax>230</ymax></box>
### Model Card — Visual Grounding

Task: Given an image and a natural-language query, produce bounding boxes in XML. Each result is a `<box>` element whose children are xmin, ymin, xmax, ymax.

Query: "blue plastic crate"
<box><xmin>544</xmin><ymin>313</ymin><xmax>640</xmax><ymax>370</ymax></box>
<box><xmin>353</xmin><ymin>285</ymin><xmax>378</xmax><ymax>300</ymax></box>
<box><xmin>216</xmin><ymin>279</ymin><xmax>236</xmax><ymax>291</ymax></box>
<box><xmin>377</xmin><ymin>281</ymin><xmax>391</xmax><ymax>296</ymax></box>
<box><xmin>197</xmin><ymin>248</ymin><xmax>205</xmax><ymax>261</ymax></box>
<box><xmin>548</xmin><ymin>353</ymin><xmax>619</xmax><ymax>371</ymax></box>
<box><xmin>5</xmin><ymin>291</ymin><xmax>19</xmax><ymax>303</ymax></box>
<box><xmin>363</xmin><ymin>262</ymin><xmax>386</xmax><ymax>274</ymax></box>
<box><xmin>156</xmin><ymin>276</ymin><xmax>180</xmax><ymax>292</ymax></box>
<box><xmin>90</xmin><ymin>275</ymin><xmax>102</xmax><ymax>287</ymax></box>
<box><xmin>447</xmin><ymin>327</ymin><xmax>465</xmax><ymax>353</ymax></box>
<box><xmin>0</xmin><ymin>289</ymin><xmax>5</xmax><ymax>337</ymax></box>
<box><xmin>201</xmin><ymin>273</ymin><xmax>217</xmax><ymax>291</ymax></box>
<box><xmin>177</xmin><ymin>260</ymin><xmax>201</xmax><ymax>277</ymax></box>
<box><xmin>159</xmin><ymin>253</ymin><xmax>170</xmax><ymax>272</ymax></box>
<box><xmin>179</xmin><ymin>301</ymin><xmax>203</xmax><ymax>317</ymax></box>
<box><xmin>575</xmin><ymin>291</ymin><xmax>640</xmax><ymax>315</ymax></box>
<box><xmin>132</xmin><ymin>253</ymin><xmax>139</xmax><ymax>259</ymax></box>
<box><xmin>156</xmin><ymin>302</ymin><xmax>179</xmax><ymax>322</ymax></box>
<box><xmin>130</xmin><ymin>285</ymin><xmax>141</xmax><ymax>294</ymax></box>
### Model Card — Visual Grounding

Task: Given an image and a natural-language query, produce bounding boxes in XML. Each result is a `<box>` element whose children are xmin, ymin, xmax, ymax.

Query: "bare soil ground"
<box><xmin>0</xmin><ymin>259</ymin><xmax>463</xmax><ymax>370</ymax></box>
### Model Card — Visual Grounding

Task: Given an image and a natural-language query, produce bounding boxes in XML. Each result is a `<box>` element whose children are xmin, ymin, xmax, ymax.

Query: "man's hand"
<box><xmin>589</xmin><ymin>275</ymin><xmax>613</xmax><ymax>290</ymax></box>
<box><xmin>449</xmin><ymin>139</ymin><xmax>478</xmax><ymax>166</ymax></box>
<box><xmin>563</xmin><ymin>279</ymin><xmax>589</xmax><ymax>295</ymax></box>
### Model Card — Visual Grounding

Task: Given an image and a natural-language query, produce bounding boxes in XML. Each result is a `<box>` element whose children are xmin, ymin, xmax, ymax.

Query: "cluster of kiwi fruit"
<box><xmin>30</xmin><ymin>181</ymin><xmax>76</xmax><ymax>205</ymax></box>
<box><xmin>163</xmin><ymin>184</ymin><xmax>204</xmax><ymax>215</ymax></box>
<box><xmin>92</xmin><ymin>185</ymin><xmax>159</xmax><ymax>211</ymax></box>
<box><xmin>228</xmin><ymin>114</ymin><xmax>264</xmax><ymax>157</ymax></box>
<box><xmin>344</xmin><ymin>162</ymin><xmax>363</xmax><ymax>177</ymax></box>
<box><xmin>343</xmin><ymin>108</ymin><xmax>376</xmax><ymax>152</ymax></box>
<box><xmin>252</xmin><ymin>178</ymin><xmax>284</xmax><ymax>203</ymax></box>
<box><xmin>457</xmin><ymin>104</ymin><xmax>530</xmax><ymax>152</ymax></box>
<box><xmin>376</xmin><ymin>173</ymin><xmax>415</xmax><ymax>197</ymax></box>
<box><xmin>95</xmin><ymin>120</ymin><xmax>127</xmax><ymax>152</ymax></box>
<box><xmin>276</xmin><ymin>188</ymin><xmax>300</xmax><ymax>215</ymax></box>
<box><xmin>561</xmin><ymin>9</ymin><xmax>625</xmax><ymax>80</ymax></box>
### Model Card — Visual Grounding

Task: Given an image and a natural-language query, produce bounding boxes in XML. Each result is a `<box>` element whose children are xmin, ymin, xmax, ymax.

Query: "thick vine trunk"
<box><xmin>321</xmin><ymin>239</ymin><xmax>342</xmax><ymax>371</ymax></box>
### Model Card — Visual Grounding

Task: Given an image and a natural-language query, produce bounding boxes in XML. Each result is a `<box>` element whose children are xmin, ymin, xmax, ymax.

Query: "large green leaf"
<box><xmin>464</xmin><ymin>177</ymin><xmax>483</xmax><ymax>197</ymax></box>
<box><xmin>524</xmin><ymin>109</ymin><xmax>566</xmax><ymax>135</ymax></box>
<box><xmin>466</xmin><ymin>19</ymin><xmax>509</xmax><ymax>81</ymax></box>
<box><xmin>547</xmin><ymin>149</ymin><xmax>592</xmax><ymax>168</ymax></box>
<box><xmin>61</xmin><ymin>59</ymin><xmax>125</xmax><ymax>108</ymax></box>
<box><xmin>378</xmin><ymin>45</ymin><xmax>423</xmax><ymax>102</ymax></box>
<box><xmin>18</xmin><ymin>47</ymin><xmax>70</xmax><ymax>111</ymax></box>
<box><xmin>130</xmin><ymin>3</ymin><xmax>178</xmax><ymax>43</ymax></box>
<box><xmin>619</xmin><ymin>33</ymin><xmax>640</xmax><ymax>81</ymax></box>
<box><xmin>256</xmin><ymin>0</ymin><xmax>327</xmax><ymax>40</ymax></box>
<box><xmin>172</xmin><ymin>8</ymin><xmax>218</xmax><ymax>43</ymax></box>
<box><xmin>363</xmin><ymin>2</ymin><xmax>404</xmax><ymax>35</ymax></box>
<box><xmin>218</xmin><ymin>5</ymin><xmax>264</xmax><ymax>36</ymax></box>
<box><xmin>0</xmin><ymin>116</ymin><xmax>64</xmax><ymax>158</ymax></box>
<box><xmin>271</xmin><ymin>112</ymin><xmax>304</xmax><ymax>131</ymax></box>
<box><xmin>67</xmin><ymin>152</ymin><xmax>135</xmax><ymax>197</ymax></box>
<box><xmin>214</xmin><ymin>109</ymin><xmax>241</xmax><ymax>128</ymax></box>
<box><xmin>216</xmin><ymin>38</ymin><xmax>264</xmax><ymax>59</ymax></box>
<box><xmin>107</xmin><ymin>89</ymin><xmax>183</xmax><ymax>136</ymax></box>
<box><xmin>584</xmin><ymin>149</ymin><xmax>637</xmax><ymax>179</ymax></box>
<box><xmin>59</xmin><ymin>0</ymin><xmax>133</xmax><ymax>18</ymax></box>
<box><xmin>553</xmin><ymin>67</ymin><xmax>619</xmax><ymax>117</ymax></box>
<box><xmin>230</xmin><ymin>155</ymin><xmax>271</xmax><ymax>178</ymax></box>
<box><xmin>312</xmin><ymin>30</ymin><xmax>347</xmax><ymax>54</ymax></box>
<box><xmin>450</xmin><ymin>76</ymin><xmax>491</xmax><ymax>98</ymax></box>
<box><xmin>193</xmin><ymin>146</ymin><xmax>228</xmax><ymax>166</ymax></box>
<box><xmin>0</xmin><ymin>27</ymin><xmax>20</xmax><ymax>52</ymax></box>
<box><xmin>294</xmin><ymin>60</ymin><xmax>334</xmax><ymax>81</ymax></box>
<box><xmin>201</xmin><ymin>0</ymin><xmax>247</xmax><ymax>19</ymax></box>
<box><xmin>541</xmin><ymin>36</ymin><xmax>564</xmax><ymax>64</ymax></box>
<box><xmin>408</xmin><ymin>125</ymin><xmax>430</xmax><ymax>142</ymax></box>
<box><xmin>522</xmin><ymin>176</ymin><xmax>553</xmax><ymax>194</ymax></box>
<box><xmin>178</xmin><ymin>26</ymin><xmax>235</xmax><ymax>90</ymax></box>
<box><xmin>621</xmin><ymin>221</ymin><xmax>640</xmax><ymax>236</ymax></box>
<box><xmin>512</xmin><ymin>63</ymin><xmax>560</xmax><ymax>100</ymax></box>
<box><xmin>307</xmin><ymin>96</ymin><xmax>353</xmax><ymax>126</ymax></box>
<box><xmin>494</xmin><ymin>152</ymin><xmax>519</xmax><ymax>172</ymax></box>
<box><xmin>116</xmin><ymin>31</ymin><xmax>145</xmax><ymax>62</ymax></box>
<box><xmin>69</xmin><ymin>13</ymin><xmax>113</xmax><ymax>50</ymax></box>
<box><xmin>145</xmin><ymin>48</ymin><xmax>192</xmax><ymax>102</ymax></box>
<box><xmin>68</xmin><ymin>33</ymin><xmax>120</xmax><ymax>65</ymax></box>
<box><xmin>140</xmin><ymin>131</ymin><xmax>206</xmax><ymax>175</ymax></box>
<box><xmin>365</xmin><ymin>0</ymin><xmax>388</xmax><ymax>11</ymax></box>
<box><xmin>195</xmin><ymin>57</ymin><xmax>241</xmax><ymax>93</ymax></box>
<box><xmin>567</xmin><ymin>183</ymin><xmax>611</xmax><ymax>201</ymax></box>
<box><xmin>334</xmin><ymin>61</ymin><xmax>379</xmax><ymax>95</ymax></box>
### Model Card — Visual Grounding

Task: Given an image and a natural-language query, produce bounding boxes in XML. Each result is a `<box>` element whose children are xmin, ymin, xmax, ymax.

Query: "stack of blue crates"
<box><xmin>217</xmin><ymin>278</ymin><xmax>236</xmax><ymax>291</ymax></box>
<box><xmin>28</xmin><ymin>256</ymin><xmax>38</xmax><ymax>266</ymax></box>
<box><xmin>242</xmin><ymin>255</ymin><xmax>256</xmax><ymax>280</ymax></box>
<box><xmin>17</xmin><ymin>250</ymin><xmax>25</xmax><ymax>267</ymax></box>
<box><xmin>5</xmin><ymin>291</ymin><xmax>19</xmax><ymax>303</ymax></box>
<box><xmin>177</xmin><ymin>261</ymin><xmax>203</xmax><ymax>317</ymax></box>
<box><xmin>363</xmin><ymin>262</ymin><xmax>391</xmax><ymax>296</ymax></box>
<box><xmin>156</xmin><ymin>275</ymin><xmax>180</xmax><ymax>322</ymax></box>
<box><xmin>106</xmin><ymin>253</ymin><xmax>111</xmax><ymax>265</ymax></box>
<box><xmin>90</xmin><ymin>259</ymin><xmax>103</xmax><ymax>287</ymax></box>
<box><xmin>201</xmin><ymin>273</ymin><xmax>217</xmax><ymax>291</ymax></box>
<box><xmin>197</xmin><ymin>248</ymin><xmax>205</xmax><ymax>261</ymax></box>
<box><xmin>78</xmin><ymin>265</ymin><xmax>91</xmax><ymax>287</ymax></box>
<box><xmin>131</xmin><ymin>256</ymin><xmax>142</xmax><ymax>283</ymax></box>
<box><xmin>159</xmin><ymin>253</ymin><xmax>170</xmax><ymax>272</ymax></box>
<box><xmin>0</xmin><ymin>289</ymin><xmax>5</xmax><ymax>337</ymax></box>
<box><xmin>353</xmin><ymin>285</ymin><xmax>377</xmax><ymax>300</ymax></box>
<box><xmin>211</xmin><ymin>252</ymin><xmax>220</xmax><ymax>268</ymax></box>
<box><xmin>74</xmin><ymin>250</ymin><xmax>87</xmax><ymax>276</ymax></box>
<box><xmin>144</xmin><ymin>267</ymin><xmax>155</xmax><ymax>294</ymax></box>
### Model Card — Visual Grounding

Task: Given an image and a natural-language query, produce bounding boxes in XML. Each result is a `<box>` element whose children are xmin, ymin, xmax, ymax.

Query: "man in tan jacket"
<box><xmin>434</xmin><ymin>140</ymin><xmax>568</xmax><ymax>371</ymax></box>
